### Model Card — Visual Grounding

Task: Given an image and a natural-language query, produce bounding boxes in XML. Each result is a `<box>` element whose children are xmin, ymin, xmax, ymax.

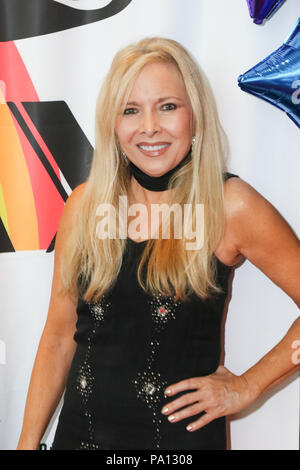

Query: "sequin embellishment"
<box><xmin>78</xmin><ymin>442</ymin><xmax>101</xmax><ymax>450</ymax></box>
<box><xmin>75</xmin><ymin>294</ymin><xmax>111</xmax><ymax>449</ymax></box>
<box><xmin>132</xmin><ymin>293</ymin><xmax>181</xmax><ymax>448</ymax></box>
<box><xmin>76</xmin><ymin>361</ymin><xmax>93</xmax><ymax>403</ymax></box>
<box><xmin>133</xmin><ymin>370</ymin><xmax>168</xmax><ymax>449</ymax></box>
<box><xmin>148</xmin><ymin>293</ymin><xmax>179</xmax><ymax>332</ymax></box>
<box><xmin>89</xmin><ymin>301</ymin><xmax>106</xmax><ymax>322</ymax></box>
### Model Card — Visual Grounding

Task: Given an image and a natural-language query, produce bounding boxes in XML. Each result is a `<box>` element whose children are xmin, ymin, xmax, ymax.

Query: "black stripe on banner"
<box><xmin>22</xmin><ymin>101</ymin><xmax>93</xmax><ymax>191</ymax></box>
<box><xmin>0</xmin><ymin>217</ymin><xmax>15</xmax><ymax>253</ymax></box>
<box><xmin>0</xmin><ymin>0</ymin><xmax>132</xmax><ymax>41</ymax></box>
<box><xmin>7</xmin><ymin>102</ymin><xmax>69</xmax><ymax>202</ymax></box>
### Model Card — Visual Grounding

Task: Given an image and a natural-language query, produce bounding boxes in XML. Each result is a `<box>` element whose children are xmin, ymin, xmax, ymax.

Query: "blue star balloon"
<box><xmin>246</xmin><ymin>0</ymin><xmax>286</xmax><ymax>25</ymax></box>
<box><xmin>238</xmin><ymin>18</ymin><xmax>300</xmax><ymax>129</ymax></box>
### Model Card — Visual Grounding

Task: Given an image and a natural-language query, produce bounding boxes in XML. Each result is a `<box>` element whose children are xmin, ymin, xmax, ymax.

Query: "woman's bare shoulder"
<box><xmin>218</xmin><ymin>176</ymin><xmax>266</xmax><ymax>267</ymax></box>
<box><xmin>66</xmin><ymin>182</ymin><xmax>87</xmax><ymax>206</ymax></box>
<box><xmin>58</xmin><ymin>182</ymin><xmax>87</xmax><ymax>227</ymax></box>
<box><xmin>223</xmin><ymin>175</ymin><xmax>273</xmax><ymax>246</ymax></box>
<box><xmin>223</xmin><ymin>175</ymin><xmax>260</xmax><ymax>215</ymax></box>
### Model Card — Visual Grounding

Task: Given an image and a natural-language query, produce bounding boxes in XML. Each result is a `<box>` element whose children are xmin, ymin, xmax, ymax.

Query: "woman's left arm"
<box><xmin>161</xmin><ymin>179</ymin><xmax>300</xmax><ymax>431</ymax></box>
<box><xmin>225</xmin><ymin>178</ymin><xmax>300</xmax><ymax>392</ymax></box>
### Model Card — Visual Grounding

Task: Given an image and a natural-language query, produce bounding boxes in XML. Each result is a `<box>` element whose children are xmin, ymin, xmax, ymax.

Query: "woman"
<box><xmin>17</xmin><ymin>37</ymin><xmax>300</xmax><ymax>450</ymax></box>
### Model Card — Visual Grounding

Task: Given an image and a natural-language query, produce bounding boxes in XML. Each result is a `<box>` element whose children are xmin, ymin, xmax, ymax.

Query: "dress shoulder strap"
<box><xmin>223</xmin><ymin>171</ymin><xmax>239</xmax><ymax>181</ymax></box>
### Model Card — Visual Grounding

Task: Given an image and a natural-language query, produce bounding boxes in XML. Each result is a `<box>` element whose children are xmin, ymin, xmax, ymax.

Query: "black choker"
<box><xmin>129</xmin><ymin>147</ymin><xmax>192</xmax><ymax>192</ymax></box>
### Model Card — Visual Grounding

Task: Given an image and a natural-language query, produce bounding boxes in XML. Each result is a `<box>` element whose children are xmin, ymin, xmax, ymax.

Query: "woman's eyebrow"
<box><xmin>157</xmin><ymin>96</ymin><xmax>183</xmax><ymax>103</ymax></box>
<box><xmin>125</xmin><ymin>101</ymin><xmax>140</xmax><ymax>106</ymax></box>
<box><xmin>126</xmin><ymin>96</ymin><xmax>183</xmax><ymax>106</ymax></box>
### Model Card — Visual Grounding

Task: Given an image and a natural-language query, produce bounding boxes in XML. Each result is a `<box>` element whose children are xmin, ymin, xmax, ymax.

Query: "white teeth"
<box><xmin>138</xmin><ymin>144</ymin><xmax>169</xmax><ymax>151</ymax></box>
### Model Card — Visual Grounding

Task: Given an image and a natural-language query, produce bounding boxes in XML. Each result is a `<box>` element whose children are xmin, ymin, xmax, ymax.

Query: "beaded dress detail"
<box><xmin>51</xmin><ymin>172</ymin><xmax>239</xmax><ymax>450</ymax></box>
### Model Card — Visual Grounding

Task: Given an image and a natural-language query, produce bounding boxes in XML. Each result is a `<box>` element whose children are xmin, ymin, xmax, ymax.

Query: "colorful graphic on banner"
<box><xmin>0</xmin><ymin>0</ymin><xmax>132</xmax><ymax>41</ymax></box>
<box><xmin>0</xmin><ymin>42</ymin><xmax>93</xmax><ymax>253</ymax></box>
<box><xmin>0</xmin><ymin>1</ymin><xmax>133</xmax><ymax>253</ymax></box>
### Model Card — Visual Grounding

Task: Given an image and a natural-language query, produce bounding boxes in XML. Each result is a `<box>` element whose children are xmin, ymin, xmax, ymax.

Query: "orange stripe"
<box><xmin>0</xmin><ymin>102</ymin><xmax>39</xmax><ymax>250</ymax></box>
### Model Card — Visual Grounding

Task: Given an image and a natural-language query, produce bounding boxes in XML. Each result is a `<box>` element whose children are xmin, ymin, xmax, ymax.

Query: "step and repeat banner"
<box><xmin>0</xmin><ymin>0</ymin><xmax>299</xmax><ymax>450</ymax></box>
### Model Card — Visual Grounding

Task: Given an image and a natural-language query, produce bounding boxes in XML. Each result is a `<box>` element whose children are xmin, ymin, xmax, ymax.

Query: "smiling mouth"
<box><xmin>138</xmin><ymin>143</ymin><xmax>170</xmax><ymax>151</ymax></box>
<box><xmin>137</xmin><ymin>143</ymin><xmax>171</xmax><ymax>156</ymax></box>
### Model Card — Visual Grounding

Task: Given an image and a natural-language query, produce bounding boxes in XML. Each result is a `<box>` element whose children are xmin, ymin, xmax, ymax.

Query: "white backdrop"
<box><xmin>0</xmin><ymin>0</ymin><xmax>299</xmax><ymax>450</ymax></box>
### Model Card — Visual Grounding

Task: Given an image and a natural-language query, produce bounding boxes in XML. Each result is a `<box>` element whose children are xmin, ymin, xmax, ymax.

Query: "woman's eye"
<box><xmin>162</xmin><ymin>103</ymin><xmax>177</xmax><ymax>111</ymax></box>
<box><xmin>123</xmin><ymin>108</ymin><xmax>137</xmax><ymax>115</ymax></box>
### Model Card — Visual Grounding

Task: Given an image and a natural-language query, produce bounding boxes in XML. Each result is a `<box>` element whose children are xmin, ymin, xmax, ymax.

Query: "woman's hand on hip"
<box><xmin>161</xmin><ymin>365</ymin><xmax>260</xmax><ymax>432</ymax></box>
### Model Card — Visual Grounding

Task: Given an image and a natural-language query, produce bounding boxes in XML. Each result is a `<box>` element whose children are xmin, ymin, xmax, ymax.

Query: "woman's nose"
<box><xmin>140</xmin><ymin>110</ymin><xmax>160</xmax><ymax>135</ymax></box>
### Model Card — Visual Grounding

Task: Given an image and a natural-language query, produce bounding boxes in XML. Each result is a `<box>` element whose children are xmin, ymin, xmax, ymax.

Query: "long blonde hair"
<box><xmin>60</xmin><ymin>37</ymin><xmax>230</xmax><ymax>303</ymax></box>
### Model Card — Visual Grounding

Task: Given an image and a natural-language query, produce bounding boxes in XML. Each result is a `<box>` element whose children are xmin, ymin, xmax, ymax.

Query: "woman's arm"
<box><xmin>225</xmin><ymin>177</ymin><xmax>300</xmax><ymax>395</ymax></box>
<box><xmin>159</xmin><ymin>178</ymin><xmax>300</xmax><ymax>431</ymax></box>
<box><xmin>17</xmin><ymin>183</ymin><xmax>86</xmax><ymax>450</ymax></box>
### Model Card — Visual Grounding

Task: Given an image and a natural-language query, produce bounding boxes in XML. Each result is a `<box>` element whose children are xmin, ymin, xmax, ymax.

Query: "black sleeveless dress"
<box><xmin>51</xmin><ymin>172</ymin><xmax>239</xmax><ymax>450</ymax></box>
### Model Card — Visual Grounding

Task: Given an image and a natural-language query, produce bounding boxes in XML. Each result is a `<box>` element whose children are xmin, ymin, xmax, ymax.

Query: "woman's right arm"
<box><xmin>16</xmin><ymin>183</ymin><xmax>86</xmax><ymax>450</ymax></box>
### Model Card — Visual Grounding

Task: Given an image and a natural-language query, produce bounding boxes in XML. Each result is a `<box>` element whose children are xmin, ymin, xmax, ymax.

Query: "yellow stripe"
<box><xmin>0</xmin><ymin>181</ymin><xmax>9</xmax><ymax>235</ymax></box>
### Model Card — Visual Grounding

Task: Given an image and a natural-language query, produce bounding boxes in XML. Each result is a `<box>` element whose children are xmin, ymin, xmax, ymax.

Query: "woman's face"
<box><xmin>115</xmin><ymin>61</ymin><xmax>193</xmax><ymax>177</ymax></box>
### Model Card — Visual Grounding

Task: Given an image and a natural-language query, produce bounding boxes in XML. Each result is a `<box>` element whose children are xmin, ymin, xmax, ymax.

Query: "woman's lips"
<box><xmin>137</xmin><ymin>142</ymin><xmax>171</xmax><ymax>157</ymax></box>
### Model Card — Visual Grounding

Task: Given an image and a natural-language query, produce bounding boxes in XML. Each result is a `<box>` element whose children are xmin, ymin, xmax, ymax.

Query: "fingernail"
<box><xmin>164</xmin><ymin>389</ymin><xmax>171</xmax><ymax>395</ymax></box>
<box><xmin>186</xmin><ymin>425</ymin><xmax>193</xmax><ymax>431</ymax></box>
<box><xmin>168</xmin><ymin>415</ymin><xmax>176</xmax><ymax>422</ymax></box>
<box><xmin>161</xmin><ymin>407</ymin><xmax>168</xmax><ymax>414</ymax></box>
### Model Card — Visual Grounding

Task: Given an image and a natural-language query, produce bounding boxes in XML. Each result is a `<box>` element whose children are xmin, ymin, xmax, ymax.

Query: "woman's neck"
<box><xmin>127</xmin><ymin>146</ymin><xmax>192</xmax><ymax>205</ymax></box>
<box><xmin>128</xmin><ymin>175</ymin><xmax>171</xmax><ymax>206</ymax></box>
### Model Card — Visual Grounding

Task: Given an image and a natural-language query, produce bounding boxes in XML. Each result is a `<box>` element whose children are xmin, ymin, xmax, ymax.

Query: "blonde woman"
<box><xmin>17</xmin><ymin>37</ymin><xmax>300</xmax><ymax>450</ymax></box>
